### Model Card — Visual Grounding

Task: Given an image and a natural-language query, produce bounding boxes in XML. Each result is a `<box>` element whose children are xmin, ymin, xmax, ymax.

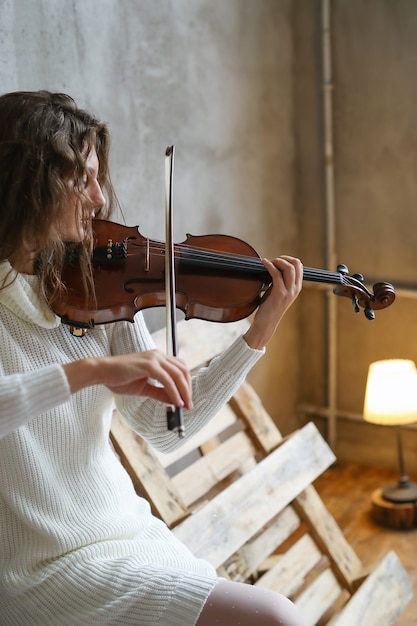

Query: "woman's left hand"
<box><xmin>243</xmin><ymin>255</ymin><xmax>303</xmax><ymax>350</ymax></box>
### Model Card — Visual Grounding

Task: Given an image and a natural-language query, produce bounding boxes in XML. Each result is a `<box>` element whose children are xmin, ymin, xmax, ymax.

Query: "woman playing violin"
<box><xmin>0</xmin><ymin>90</ymin><xmax>305</xmax><ymax>626</ymax></box>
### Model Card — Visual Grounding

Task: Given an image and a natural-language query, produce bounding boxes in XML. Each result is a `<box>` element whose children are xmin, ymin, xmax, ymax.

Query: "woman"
<box><xmin>0</xmin><ymin>90</ymin><xmax>306</xmax><ymax>625</ymax></box>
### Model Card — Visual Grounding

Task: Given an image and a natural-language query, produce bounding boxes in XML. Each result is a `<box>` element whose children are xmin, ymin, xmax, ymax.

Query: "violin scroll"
<box><xmin>332</xmin><ymin>264</ymin><xmax>396</xmax><ymax>320</ymax></box>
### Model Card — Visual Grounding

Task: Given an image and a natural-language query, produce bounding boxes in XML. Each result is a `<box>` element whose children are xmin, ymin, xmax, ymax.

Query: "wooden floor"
<box><xmin>314</xmin><ymin>461</ymin><xmax>417</xmax><ymax>626</ymax></box>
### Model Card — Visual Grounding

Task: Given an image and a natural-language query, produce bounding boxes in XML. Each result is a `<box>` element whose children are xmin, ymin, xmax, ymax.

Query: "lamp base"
<box><xmin>371</xmin><ymin>488</ymin><xmax>417</xmax><ymax>529</ymax></box>
<box><xmin>382</xmin><ymin>481</ymin><xmax>417</xmax><ymax>503</ymax></box>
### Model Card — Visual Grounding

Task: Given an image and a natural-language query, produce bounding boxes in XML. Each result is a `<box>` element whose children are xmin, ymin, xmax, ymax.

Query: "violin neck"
<box><xmin>180</xmin><ymin>247</ymin><xmax>344</xmax><ymax>287</ymax></box>
<box><xmin>302</xmin><ymin>266</ymin><xmax>344</xmax><ymax>286</ymax></box>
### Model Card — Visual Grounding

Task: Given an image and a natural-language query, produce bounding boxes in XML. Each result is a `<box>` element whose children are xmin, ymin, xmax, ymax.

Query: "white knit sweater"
<box><xmin>0</xmin><ymin>262</ymin><xmax>264</xmax><ymax>625</ymax></box>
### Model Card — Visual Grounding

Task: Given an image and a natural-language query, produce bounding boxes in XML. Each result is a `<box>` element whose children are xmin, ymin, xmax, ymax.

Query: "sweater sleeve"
<box><xmin>0</xmin><ymin>365</ymin><xmax>71</xmax><ymax>438</ymax></box>
<box><xmin>112</xmin><ymin>315</ymin><xmax>265</xmax><ymax>452</ymax></box>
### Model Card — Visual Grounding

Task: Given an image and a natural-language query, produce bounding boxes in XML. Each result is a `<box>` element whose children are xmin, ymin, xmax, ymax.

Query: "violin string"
<box><xmin>128</xmin><ymin>240</ymin><xmax>346</xmax><ymax>285</ymax></box>
<box><xmin>131</xmin><ymin>240</ymin><xmax>264</xmax><ymax>273</ymax></box>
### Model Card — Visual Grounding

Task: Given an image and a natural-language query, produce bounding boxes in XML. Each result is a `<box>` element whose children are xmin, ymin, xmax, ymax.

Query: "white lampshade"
<box><xmin>364</xmin><ymin>359</ymin><xmax>417</xmax><ymax>426</ymax></box>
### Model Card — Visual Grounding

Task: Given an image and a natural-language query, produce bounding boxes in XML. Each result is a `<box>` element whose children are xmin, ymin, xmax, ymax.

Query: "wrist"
<box><xmin>63</xmin><ymin>357</ymin><xmax>100</xmax><ymax>393</ymax></box>
<box><xmin>243</xmin><ymin>326</ymin><xmax>270</xmax><ymax>350</ymax></box>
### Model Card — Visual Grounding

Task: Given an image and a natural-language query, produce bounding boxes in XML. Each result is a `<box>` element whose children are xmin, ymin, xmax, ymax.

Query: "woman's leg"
<box><xmin>196</xmin><ymin>579</ymin><xmax>307</xmax><ymax>626</ymax></box>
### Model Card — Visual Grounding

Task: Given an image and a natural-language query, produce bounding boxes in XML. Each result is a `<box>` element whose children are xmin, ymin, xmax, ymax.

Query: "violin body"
<box><xmin>56</xmin><ymin>220</ymin><xmax>271</xmax><ymax>328</ymax></box>
<box><xmin>53</xmin><ymin>220</ymin><xmax>396</xmax><ymax>328</ymax></box>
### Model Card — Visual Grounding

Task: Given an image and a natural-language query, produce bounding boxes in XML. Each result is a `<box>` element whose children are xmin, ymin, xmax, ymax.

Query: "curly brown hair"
<box><xmin>0</xmin><ymin>90</ymin><xmax>115</xmax><ymax>306</ymax></box>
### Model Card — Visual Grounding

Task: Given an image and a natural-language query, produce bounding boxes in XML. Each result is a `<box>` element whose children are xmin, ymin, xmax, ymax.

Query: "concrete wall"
<box><xmin>3</xmin><ymin>0</ymin><xmax>417</xmax><ymax>471</ymax></box>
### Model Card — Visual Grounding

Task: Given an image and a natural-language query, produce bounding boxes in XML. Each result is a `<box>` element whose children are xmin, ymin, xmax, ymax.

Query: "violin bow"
<box><xmin>165</xmin><ymin>145</ymin><xmax>185</xmax><ymax>437</ymax></box>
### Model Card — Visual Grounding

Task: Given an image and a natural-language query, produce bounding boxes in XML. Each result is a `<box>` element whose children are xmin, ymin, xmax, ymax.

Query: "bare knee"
<box><xmin>196</xmin><ymin>579</ymin><xmax>306</xmax><ymax>626</ymax></box>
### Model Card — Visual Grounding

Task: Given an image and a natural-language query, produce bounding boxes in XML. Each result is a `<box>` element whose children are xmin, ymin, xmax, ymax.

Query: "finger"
<box><xmin>263</xmin><ymin>256</ymin><xmax>303</xmax><ymax>289</ymax></box>
<box><xmin>268</xmin><ymin>255</ymin><xmax>302</xmax><ymax>272</ymax></box>
<box><xmin>261</xmin><ymin>257</ymin><xmax>289</xmax><ymax>284</ymax></box>
<box><xmin>111</xmin><ymin>371</ymin><xmax>193</xmax><ymax>409</ymax></box>
<box><xmin>111</xmin><ymin>351</ymin><xmax>192</xmax><ymax>408</ymax></box>
<box><xmin>278</xmin><ymin>255</ymin><xmax>303</xmax><ymax>280</ymax></box>
<box><xmin>140</xmin><ymin>381</ymin><xmax>190</xmax><ymax>406</ymax></box>
<box><xmin>147</xmin><ymin>354</ymin><xmax>193</xmax><ymax>409</ymax></box>
<box><xmin>110</xmin><ymin>380</ymin><xmax>187</xmax><ymax>407</ymax></box>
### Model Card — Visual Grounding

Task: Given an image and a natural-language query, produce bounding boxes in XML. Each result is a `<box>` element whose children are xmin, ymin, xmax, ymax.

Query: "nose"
<box><xmin>91</xmin><ymin>179</ymin><xmax>106</xmax><ymax>211</ymax></box>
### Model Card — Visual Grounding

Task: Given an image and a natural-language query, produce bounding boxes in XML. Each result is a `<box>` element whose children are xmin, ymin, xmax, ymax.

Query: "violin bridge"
<box><xmin>144</xmin><ymin>238</ymin><xmax>150</xmax><ymax>272</ymax></box>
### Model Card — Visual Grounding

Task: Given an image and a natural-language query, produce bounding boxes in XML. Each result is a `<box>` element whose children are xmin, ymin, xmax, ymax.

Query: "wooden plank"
<box><xmin>222</xmin><ymin>506</ymin><xmax>301</xmax><ymax>581</ymax></box>
<box><xmin>294</xmin><ymin>484</ymin><xmax>363</xmax><ymax>588</ymax></box>
<box><xmin>172</xmin><ymin>431</ymin><xmax>256</xmax><ymax>507</ymax></box>
<box><xmin>151</xmin><ymin>404</ymin><xmax>238</xmax><ymax>469</ymax></box>
<box><xmin>173</xmin><ymin>422</ymin><xmax>336</xmax><ymax>568</ymax></box>
<box><xmin>255</xmin><ymin>534</ymin><xmax>322</xmax><ymax>596</ymax></box>
<box><xmin>230</xmin><ymin>380</ymin><xmax>283</xmax><ymax>453</ymax></box>
<box><xmin>110</xmin><ymin>411</ymin><xmax>189</xmax><ymax>527</ymax></box>
<box><xmin>295</xmin><ymin>568</ymin><xmax>343</xmax><ymax>626</ymax></box>
<box><xmin>328</xmin><ymin>551</ymin><xmax>413</xmax><ymax>626</ymax></box>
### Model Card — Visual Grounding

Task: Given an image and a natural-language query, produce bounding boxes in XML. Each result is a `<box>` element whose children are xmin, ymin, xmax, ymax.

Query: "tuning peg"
<box><xmin>352</xmin><ymin>273</ymin><xmax>364</xmax><ymax>282</ymax></box>
<box><xmin>337</xmin><ymin>264</ymin><xmax>349</xmax><ymax>275</ymax></box>
<box><xmin>352</xmin><ymin>293</ymin><xmax>360</xmax><ymax>313</ymax></box>
<box><xmin>364</xmin><ymin>302</ymin><xmax>375</xmax><ymax>320</ymax></box>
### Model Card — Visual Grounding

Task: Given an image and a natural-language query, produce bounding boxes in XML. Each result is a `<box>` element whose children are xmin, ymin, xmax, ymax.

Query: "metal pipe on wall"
<box><xmin>321</xmin><ymin>0</ymin><xmax>337</xmax><ymax>449</ymax></box>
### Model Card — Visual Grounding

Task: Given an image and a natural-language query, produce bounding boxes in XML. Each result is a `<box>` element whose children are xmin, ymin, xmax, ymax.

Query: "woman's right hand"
<box><xmin>63</xmin><ymin>350</ymin><xmax>193</xmax><ymax>410</ymax></box>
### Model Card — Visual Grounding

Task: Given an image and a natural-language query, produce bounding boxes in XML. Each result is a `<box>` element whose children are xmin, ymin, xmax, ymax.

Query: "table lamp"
<box><xmin>363</xmin><ymin>359</ymin><xmax>417</xmax><ymax>503</ymax></box>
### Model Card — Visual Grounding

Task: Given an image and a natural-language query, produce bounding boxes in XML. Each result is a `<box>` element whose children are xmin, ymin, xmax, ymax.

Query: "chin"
<box><xmin>64</xmin><ymin>228</ymin><xmax>85</xmax><ymax>243</ymax></box>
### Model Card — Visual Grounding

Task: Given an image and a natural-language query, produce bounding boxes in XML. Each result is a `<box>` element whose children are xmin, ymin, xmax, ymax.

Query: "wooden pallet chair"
<box><xmin>110</xmin><ymin>318</ymin><xmax>412</xmax><ymax>626</ymax></box>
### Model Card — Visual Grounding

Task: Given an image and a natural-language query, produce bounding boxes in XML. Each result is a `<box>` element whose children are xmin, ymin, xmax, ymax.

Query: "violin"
<box><xmin>53</xmin><ymin>219</ymin><xmax>396</xmax><ymax>329</ymax></box>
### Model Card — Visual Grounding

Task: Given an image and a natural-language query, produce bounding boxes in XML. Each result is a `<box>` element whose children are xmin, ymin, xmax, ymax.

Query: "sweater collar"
<box><xmin>0</xmin><ymin>261</ymin><xmax>61</xmax><ymax>329</ymax></box>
